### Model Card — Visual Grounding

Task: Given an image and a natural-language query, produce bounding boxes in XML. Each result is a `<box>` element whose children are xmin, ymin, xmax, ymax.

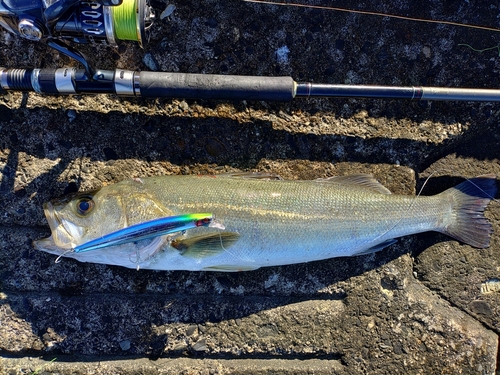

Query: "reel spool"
<box><xmin>0</xmin><ymin>0</ymin><xmax>154</xmax><ymax>46</ymax></box>
<box><xmin>53</xmin><ymin>0</ymin><xmax>154</xmax><ymax>47</ymax></box>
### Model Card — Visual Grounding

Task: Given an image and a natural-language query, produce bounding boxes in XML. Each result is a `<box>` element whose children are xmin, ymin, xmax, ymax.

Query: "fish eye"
<box><xmin>76</xmin><ymin>197</ymin><xmax>94</xmax><ymax>216</ymax></box>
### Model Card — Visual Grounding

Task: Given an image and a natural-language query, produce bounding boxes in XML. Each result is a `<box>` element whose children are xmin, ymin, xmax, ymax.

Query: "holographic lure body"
<box><xmin>74</xmin><ymin>213</ymin><xmax>214</xmax><ymax>252</ymax></box>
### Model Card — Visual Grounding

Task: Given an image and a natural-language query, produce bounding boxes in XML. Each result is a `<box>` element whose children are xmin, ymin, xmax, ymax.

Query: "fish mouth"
<box><xmin>33</xmin><ymin>201</ymin><xmax>83</xmax><ymax>252</ymax></box>
<box><xmin>32</xmin><ymin>235</ymin><xmax>62</xmax><ymax>254</ymax></box>
<box><xmin>43</xmin><ymin>201</ymin><xmax>59</xmax><ymax>234</ymax></box>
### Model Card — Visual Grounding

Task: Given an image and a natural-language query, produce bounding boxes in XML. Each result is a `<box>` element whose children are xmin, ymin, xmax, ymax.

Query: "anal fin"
<box><xmin>354</xmin><ymin>239</ymin><xmax>397</xmax><ymax>256</ymax></box>
<box><xmin>202</xmin><ymin>265</ymin><xmax>260</xmax><ymax>272</ymax></box>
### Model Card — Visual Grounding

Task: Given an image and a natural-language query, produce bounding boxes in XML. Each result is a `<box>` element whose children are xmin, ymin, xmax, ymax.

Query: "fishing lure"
<box><xmin>73</xmin><ymin>213</ymin><xmax>215</xmax><ymax>252</ymax></box>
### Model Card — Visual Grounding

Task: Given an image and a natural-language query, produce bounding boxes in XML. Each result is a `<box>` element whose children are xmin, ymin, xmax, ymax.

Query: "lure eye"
<box><xmin>76</xmin><ymin>197</ymin><xmax>94</xmax><ymax>216</ymax></box>
<box><xmin>195</xmin><ymin>218</ymin><xmax>211</xmax><ymax>227</ymax></box>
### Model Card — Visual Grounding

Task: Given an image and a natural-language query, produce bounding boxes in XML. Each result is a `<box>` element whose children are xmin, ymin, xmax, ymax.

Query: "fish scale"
<box><xmin>33</xmin><ymin>173</ymin><xmax>496</xmax><ymax>271</ymax></box>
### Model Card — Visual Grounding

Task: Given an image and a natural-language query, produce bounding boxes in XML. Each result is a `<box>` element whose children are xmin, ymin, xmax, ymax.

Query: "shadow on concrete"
<box><xmin>0</xmin><ymin>98</ymin><xmax>497</xmax><ymax>206</ymax></box>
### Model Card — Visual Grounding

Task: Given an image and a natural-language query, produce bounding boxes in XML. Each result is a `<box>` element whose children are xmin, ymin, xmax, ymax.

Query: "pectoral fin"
<box><xmin>171</xmin><ymin>232</ymin><xmax>240</xmax><ymax>259</ymax></box>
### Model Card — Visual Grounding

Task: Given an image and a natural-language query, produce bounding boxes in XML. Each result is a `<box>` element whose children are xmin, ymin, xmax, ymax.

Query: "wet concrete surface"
<box><xmin>1</xmin><ymin>0</ymin><xmax>500</xmax><ymax>373</ymax></box>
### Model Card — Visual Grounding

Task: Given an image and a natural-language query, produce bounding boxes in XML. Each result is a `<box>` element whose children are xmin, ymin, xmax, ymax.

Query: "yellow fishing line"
<box><xmin>112</xmin><ymin>0</ymin><xmax>139</xmax><ymax>42</ymax></box>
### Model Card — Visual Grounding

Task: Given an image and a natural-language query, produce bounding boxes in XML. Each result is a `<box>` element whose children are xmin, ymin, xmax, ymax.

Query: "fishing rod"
<box><xmin>1</xmin><ymin>0</ymin><xmax>500</xmax><ymax>102</ymax></box>
<box><xmin>3</xmin><ymin>66</ymin><xmax>500</xmax><ymax>102</ymax></box>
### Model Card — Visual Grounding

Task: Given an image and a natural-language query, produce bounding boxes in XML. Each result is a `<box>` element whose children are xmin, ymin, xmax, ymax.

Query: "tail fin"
<box><xmin>438</xmin><ymin>174</ymin><xmax>497</xmax><ymax>248</ymax></box>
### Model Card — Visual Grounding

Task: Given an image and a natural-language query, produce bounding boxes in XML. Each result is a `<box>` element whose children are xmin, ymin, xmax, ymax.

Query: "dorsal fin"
<box><xmin>218</xmin><ymin>172</ymin><xmax>283</xmax><ymax>180</ymax></box>
<box><xmin>315</xmin><ymin>175</ymin><xmax>392</xmax><ymax>195</ymax></box>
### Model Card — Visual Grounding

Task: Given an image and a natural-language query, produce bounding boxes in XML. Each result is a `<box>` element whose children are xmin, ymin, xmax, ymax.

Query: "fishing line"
<box><xmin>426</xmin><ymin>170</ymin><xmax>499</xmax><ymax>203</ymax></box>
<box><xmin>112</xmin><ymin>0</ymin><xmax>140</xmax><ymax>42</ymax></box>
<box><xmin>375</xmin><ymin>171</ymin><xmax>499</xmax><ymax>245</ymax></box>
<box><xmin>212</xmin><ymin>216</ymin><xmax>249</xmax><ymax>264</ymax></box>
<box><xmin>461</xmin><ymin>178</ymin><xmax>499</xmax><ymax>204</ymax></box>
<box><xmin>209</xmin><ymin>215</ymin><xmax>237</xmax><ymax>257</ymax></box>
<box><xmin>459</xmin><ymin>43</ymin><xmax>500</xmax><ymax>56</ymax></box>
<box><xmin>243</xmin><ymin>0</ymin><xmax>500</xmax><ymax>33</ymax></box>
<box><xmin>216</xmin><ymin>228</ymin><xmax>246</xmax><ymax>262</ymax></box>
<box><xmin>358</xmin><ymin>172</ymin><xmax>436</xmax><ymax>250</ymax></box>
<box><xmin>218</xmin><ymin>230</ymin><xmax>229</xmax><ymax>253</ymax></box>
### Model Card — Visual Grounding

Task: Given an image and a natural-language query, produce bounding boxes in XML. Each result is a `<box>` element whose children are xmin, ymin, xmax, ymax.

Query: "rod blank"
<box><xmin>295</xmin><ymin>83</ymin><xmax>500</xmax><ymax>101</ymax></box>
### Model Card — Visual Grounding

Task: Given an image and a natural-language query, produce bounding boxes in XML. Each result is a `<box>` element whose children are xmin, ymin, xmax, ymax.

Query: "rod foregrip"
<box><xmin>138</xmin><ymin>72</ymin><xmax>296</xmax><ymax>101</ymax></box>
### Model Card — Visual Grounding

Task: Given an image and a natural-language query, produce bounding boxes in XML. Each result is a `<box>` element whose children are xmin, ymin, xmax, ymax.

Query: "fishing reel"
<box><xmin>0</xmin><ymin>0</ymin><xmax>154</xmax><ymax>74</ymax></box>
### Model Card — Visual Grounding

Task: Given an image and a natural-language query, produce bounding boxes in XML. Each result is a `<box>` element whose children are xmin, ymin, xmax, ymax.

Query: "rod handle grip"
<box><xmin>138</xmin><ymin>72</ymin><xmax>296</xmax><ymax>101</ymax></box>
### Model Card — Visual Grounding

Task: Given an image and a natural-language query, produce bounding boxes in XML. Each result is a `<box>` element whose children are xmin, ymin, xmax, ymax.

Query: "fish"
<box><xmin>33</xmin><ymin>172</ymin><xmax>497</xmax><ymax>271</ymax></box>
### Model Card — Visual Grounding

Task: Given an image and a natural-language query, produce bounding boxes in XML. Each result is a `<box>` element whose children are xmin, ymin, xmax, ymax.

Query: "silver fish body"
<box><xmin>33</xmin><ymin>173</ymin><xmax>497</xmax><ymax>271</ymax></box>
